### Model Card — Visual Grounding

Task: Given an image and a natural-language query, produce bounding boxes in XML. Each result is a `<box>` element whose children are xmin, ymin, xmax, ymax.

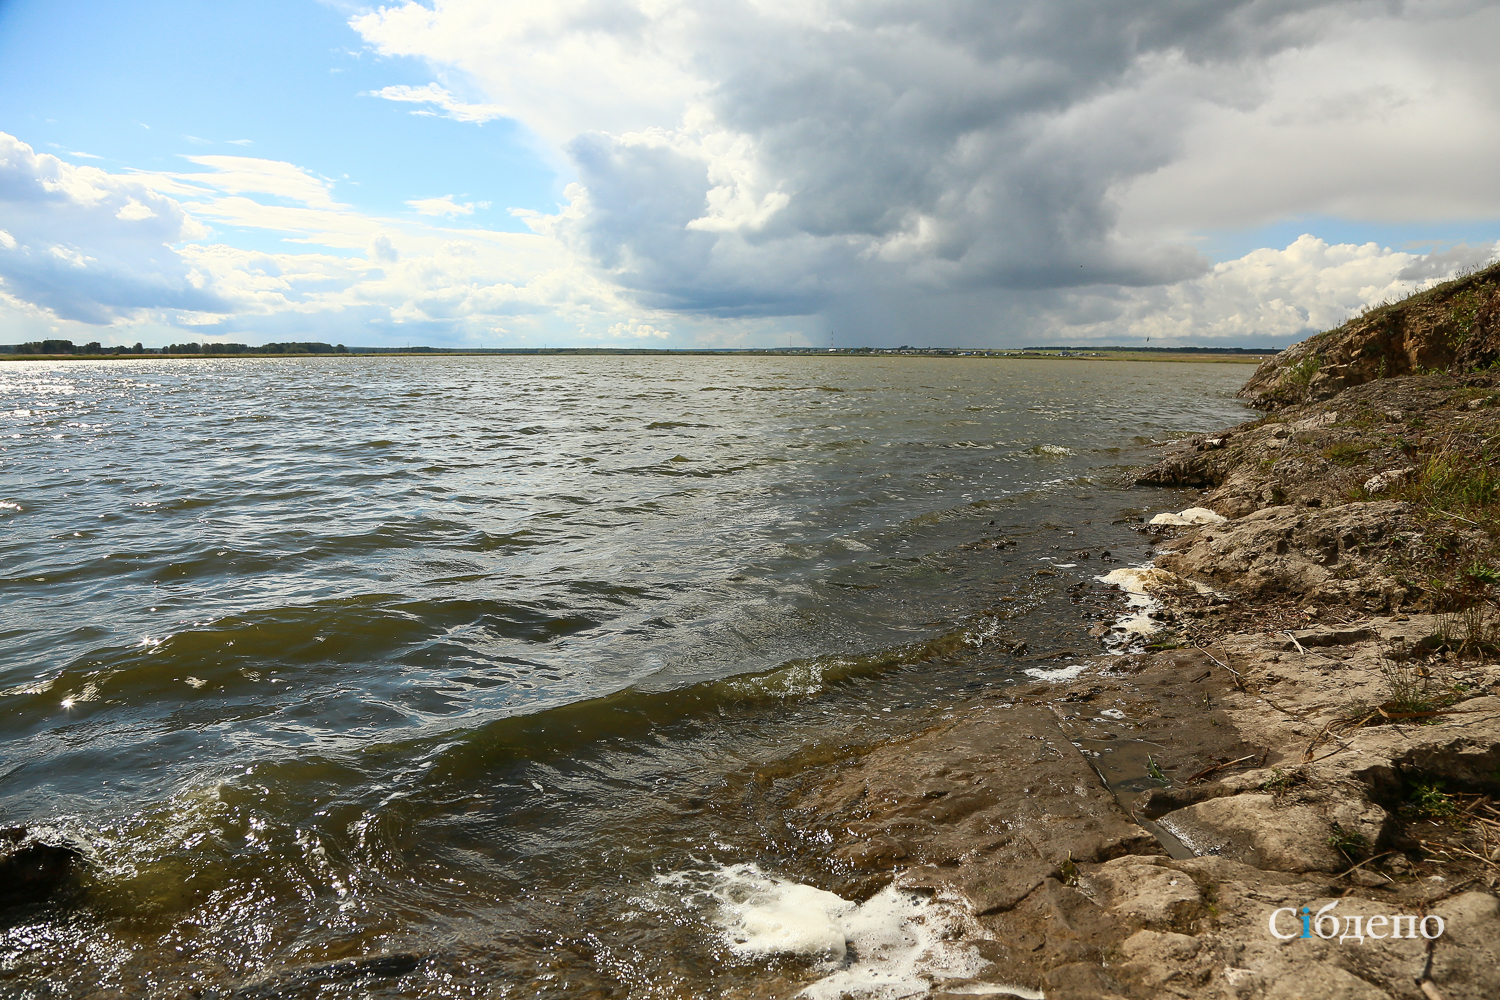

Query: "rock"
<box><xmin>784</xmin><ymin>704</ymin><xmax>1160</xmax><ymax>914</ymax></box>
<box><xmin>1110</xmin><ymin>929</ymin><xmax>1205</xmax><ymax>995</ymax></box>
<box><xmin>1426</xmin><ymin>892</ymin><xmax>1500</xmax><ymax>1000</ymax></box>
<box><xmin>1264</xmin><ymin>966</ymin><xmax>1394</xmax><ymax>1000</ymax></box>
<box><xmin>1281</xmin><ymin>627</ymin><xmax>1377</xmax><ymax>650</ymax></box>
<box><xmin>1238</xmin><ymin>262</ymin><xmax>1500</xmax><ymax>409</ymax></box>
<box><xmin>1363</xmin><ymin>467</ymin><xmax>1413</xmax><ymax>495</ymax></box>
<box><xmin>1148</xmin><ymin>507</ymin><xmax>1227</xmax><ymax>526</ymax></box>
<box><xmin>1080</xmin><ymin>856</ymin><xmax>1204</xmax><ymax>929</ymax></box>
<box><xmin>1135</xmin><ymin>453</ymin><xmax>1214</xmax><ymax>487</ymax></box>
<box><xmin>0</xmin><ymin>828</ymin><xmax>85</xmax><ymax>910</ymax></box>
<box><xmin>1153</xmin><ymin>501</ymin><xmax>1413</xmax><ymax>607</ymax></box>
<box><xmin>1154</xmin><ymin>790</ymin><xmax>1390</xmax><ymax>873</ymax></box>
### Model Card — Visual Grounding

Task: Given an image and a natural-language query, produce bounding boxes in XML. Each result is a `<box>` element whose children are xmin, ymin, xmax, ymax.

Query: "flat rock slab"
<box><xmin>1156</xmin><ymin>791</ymin><xmax>1389</xmax><ymax>874</ymax></box>
<box><xmin>1154</xmin><ymin>501</ymin><xmax>1414</xmax><ymax>608</ymax></box>
<box><xmin>784</xmin><ymin>703</ymin><xmax>1160</xmax><ymax>913</ymax></box>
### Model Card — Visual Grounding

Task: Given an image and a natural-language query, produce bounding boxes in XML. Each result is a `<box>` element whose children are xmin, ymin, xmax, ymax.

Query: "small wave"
<box><xmin>1027</xmin><ymin>444</ymin><xmax>1074</xmax><ymax>457</ymax></box>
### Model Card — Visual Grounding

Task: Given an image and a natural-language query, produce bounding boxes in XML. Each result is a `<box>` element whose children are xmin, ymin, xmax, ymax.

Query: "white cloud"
<box><xmin>169</xmin><ymin>155</ymin><xmax>340</xmax><ymax>208</ymax></box>
<box><xmin>0</xmin><ymin>132</ymin><xmax>224</xmax><ymax>324</ymax></box>
<box><xmin>0</xmin><ymin>130</ymin><xmax>723</xmax><ymax>345</ymax></box>
<box><xmin>368</xmin><ymin>84</ymin><xmax>507</xmax><ymax>124</ymax></box>
<box><xmin>349</xmin><ymin>0</ymin><xmax>1500</xmax><ymax>344</ymax></box>
<box><xmin>407</xmin><ymin>194</ymin><xmax>475</xmax><ymax>217</ymax></box>
<box><xmin>115</xmin><ymin>198</ymin><xmax>155</xmax><ymax>221</ymax></box>
<box><xmin>1045</xmin><ymin>235</ymin><xmax>1500</xmax><ymax>346</ymax></box>
<box><xmin>8</xmin><ymin>3</ymin><xmax>1500</xmax><ymax>348</ymax></box>
<box><xmin>1115</xmin><ymin>9</ymin><xmax>1500</xmax><ymax>237</ymax></box>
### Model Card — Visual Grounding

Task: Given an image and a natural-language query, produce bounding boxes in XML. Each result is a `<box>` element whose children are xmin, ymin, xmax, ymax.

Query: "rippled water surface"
<box><xmin>1</xmin><ymin>355</ymin><xmax>1250</xmax><ymax>997</ymax></box>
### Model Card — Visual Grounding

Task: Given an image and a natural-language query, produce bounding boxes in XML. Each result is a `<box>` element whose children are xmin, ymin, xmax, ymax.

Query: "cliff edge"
<box><xmin>1239</xmin><ymin>260</ymin><xmax>1500</xmax><ymax>410</ymax></box>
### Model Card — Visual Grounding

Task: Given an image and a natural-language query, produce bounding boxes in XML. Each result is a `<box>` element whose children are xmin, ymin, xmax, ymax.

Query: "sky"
<box><xmin>1</xmin><ymin>0</ymin><xmax>1498</xmax><ymax>350</ymax></box>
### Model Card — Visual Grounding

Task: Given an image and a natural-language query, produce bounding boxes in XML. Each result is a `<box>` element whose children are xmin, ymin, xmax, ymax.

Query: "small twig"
<box><xmin>1433</xmin><ymin>508</ymin><xmax>1479</xmax><ymax>525</ymax></box>
<box><xmin>1197</xmin><ymin>644</ymin><xmax>1247</xmax><ymax>691</ymax></box>
<box><xmin>1303</xmin><ymin>723</ymin><xmax>1333</xmax><ymax>762</ymax></box>
<box><xmin>1185</xmin><ymin>754</ymin><xmax>1258</xmax><ymax>783</ymax></box>
<box><xmin>1334</xmin><ymin>850</ymin><xmax>1398</xmax><ymax>880</ymax></box>
<box><xmin>1285</xmin><ymin>630</ymin><xmax>1308</xmax><ymax>655</ymax></box>
<box><xmin>1378</xmin><ymin>706</ymin><xmax>1492</xmax><ymax>720</ymax></box>
<box><xmin>1334</xmin><ymin>709</ymin><xmax>1381</xmax><ymax>735</ymax></box>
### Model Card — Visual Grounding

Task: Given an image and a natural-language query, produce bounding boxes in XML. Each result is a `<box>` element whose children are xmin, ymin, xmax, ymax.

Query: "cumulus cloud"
<box><xmin>352</xmin><ymin>0</ymin><xmax>1500</xmax><ymax>343</ymax></box>
<box><xmin>1038</xmin><ymin>235</ymin><xmax>1500</xmax><ymax>346</ymax></box>
<box><xmin>0</xmin><ymin>133</ymin><xmax>225</xmax><ymax>324</ymax></box>
<box><xmin>0</xmin><ymin>130</ymin><xmax>726</xmax><ymax>346</ymax></box>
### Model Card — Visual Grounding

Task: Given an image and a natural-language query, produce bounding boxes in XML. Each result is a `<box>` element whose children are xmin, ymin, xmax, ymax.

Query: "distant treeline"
<box><xmin>4</xmin><ymin>340</ymin><xmax>349</xmax><ymax>356</ymax></box>
<box><xmin>1023</xmin><ymin>345</ymin><xmax>1279</xmax><ymax>354</ymax></box>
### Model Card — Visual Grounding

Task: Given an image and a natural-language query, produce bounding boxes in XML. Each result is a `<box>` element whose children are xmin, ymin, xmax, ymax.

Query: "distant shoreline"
<box><xmin>0</xmin><ymin>346</ymin><xmax>1274</xmax><ymax>364</ymax></box>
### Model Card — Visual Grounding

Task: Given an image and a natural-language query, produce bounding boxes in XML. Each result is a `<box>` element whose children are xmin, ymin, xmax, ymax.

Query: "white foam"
<box><xmin>659</xmin><ymin>863</ymin><xmax>1025</xmax><ymax>999</ymax></box>
<box><xmin>1148</xmin><ymin>506</ymin><xmax>1226</xmax><ymax>526</ymax></box>
<box><xmin>1096</xmin><ymin>567</ymin><xmax>1174</xmax><ymax>640</ymax></box>
<box><xmin>1022</xmin><ymin>661</ymin><xmax>1087</xmax><ymax>682</ymax></box>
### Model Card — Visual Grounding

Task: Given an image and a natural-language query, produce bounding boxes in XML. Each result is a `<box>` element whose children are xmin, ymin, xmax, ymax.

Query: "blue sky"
<box><xmin>0</xmin><ymin>0</ymin><xmax>559</xmax><ymax>243</ymax></box>
<box><xmin>1</xmin><ymin>1</ymin><xmax>1498</xmax><ymax>349</ymax></box>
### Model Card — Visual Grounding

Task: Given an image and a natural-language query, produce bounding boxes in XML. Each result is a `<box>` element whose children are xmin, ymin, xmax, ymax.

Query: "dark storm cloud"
<box><xmin>538</xmin><ymin>0</ymin><xmax>1407</xmax><ymax>320</ymax></box>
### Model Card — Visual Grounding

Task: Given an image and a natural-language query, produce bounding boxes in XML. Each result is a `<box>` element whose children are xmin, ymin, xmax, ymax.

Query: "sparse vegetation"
<box><xmin>1286</xmin><ymin>355</ymin><xmax>1320</xmax><ymax>387</ymax></box>
<box><xmin>1322</xmin><ymin>441</ymin><xmax>1373</xmax><ymax>466</ymax></box>
<box><xmin>1376</xmin><ymin>643</ymin><xmax>1448</xmax><ymax>714</ymax></box>
<box><xmin>1399</xmin><ymin>436</ymin><xmax>1500</xmax><ymax>525</ymax></box>
<box><xmin>1451</xmin><ymin>289</ymin><xmax>1483</xmax><ymax>344</ymax></box>
<box><xmin>1436</xmin><ymin>601</ymin><xmax>1500</xmax><ymax>659</ymax></box>
<box><xmin>1327</xmin><ymin>823</ymin><xmax>1368</xmax><ymax>861</ymax></box>
<box><xmin>1146</xmin><ymin>755</ymin><xmax>1169</xmax><ymax>787</ymax></box>
<box><xmin>1408</xmin><ymin>781</ymin><xmax>1458</xmax><ymax>820</ymax></box>
<box><xmin>1261</xmin><ymin>767</ymin><xmax>1304</xmax><ymax>799</ymax></box>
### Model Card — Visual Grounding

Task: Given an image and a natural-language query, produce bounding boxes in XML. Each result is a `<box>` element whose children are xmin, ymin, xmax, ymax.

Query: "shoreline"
<box><xmin>773</xmin><ymin>259</ymin><xmax>1500</xmax><ymax>998</ymax></box>
<box><xmin>0</xmin><ymin>350</ymin><xmax>1272</xmax><ymax>364</ymax></box>
<box><xmin>754</xmin><ymin>367</ymin><xmax>1500</xmax><ymax>996</ymax></box>
<box><xmin>3</xmin><ymin>320</ymin><xmax>1494</xmax><ymax>994</ymax></box>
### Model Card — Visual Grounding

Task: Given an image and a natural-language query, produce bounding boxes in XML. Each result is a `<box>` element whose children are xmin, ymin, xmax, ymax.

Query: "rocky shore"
<box><xmin>754</xmin><ymin>266</ymin><xmax>1500</xmax><ymax>999</ymax></box>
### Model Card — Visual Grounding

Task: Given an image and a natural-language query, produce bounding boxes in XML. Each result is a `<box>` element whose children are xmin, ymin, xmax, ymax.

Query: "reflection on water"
<box><xmin>0</xmin><ymin>356</ymin><xmax>1248</xmax><ymax>997</ymax></box>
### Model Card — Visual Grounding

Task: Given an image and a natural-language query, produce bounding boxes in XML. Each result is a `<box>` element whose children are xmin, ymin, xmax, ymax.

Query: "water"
<box><xmin>0</xmin><ymin>355</ymin><xmax>1249</xmax><ymax>998</ymax></box>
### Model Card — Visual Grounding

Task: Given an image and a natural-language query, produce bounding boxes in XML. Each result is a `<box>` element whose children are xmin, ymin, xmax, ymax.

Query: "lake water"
<box><xmin>0</xmin><ymin>355</ymin><xmax>1250</xmax><ymax>998</ymax></box>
